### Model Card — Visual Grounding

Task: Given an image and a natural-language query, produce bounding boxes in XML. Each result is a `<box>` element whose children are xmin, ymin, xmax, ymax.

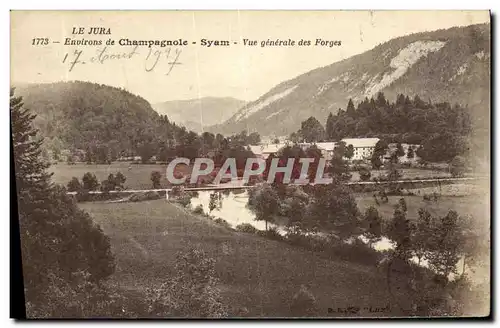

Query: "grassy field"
<box><xmin>50</xmin><ymin>163</ymin><xmax>171</xmax><ymax>190</ymax></box>
<box><xmin>350</xmin><ymin>168</ymin><xmax>451</xmax><ymax>181</ymax></box>
<box><xmin>355</xmin><ymin>189</ymin><xmax>489</xmax><ymax>229</ymax></box>
<box><xmin>52</xmin><ymin>163</ymin><xmax>456</xmax><ymax>189</ymax></box>
<box><xmin>80</xmin><ymin>199</ymin><xmax>408</xmax><ymax>317</ymax></box>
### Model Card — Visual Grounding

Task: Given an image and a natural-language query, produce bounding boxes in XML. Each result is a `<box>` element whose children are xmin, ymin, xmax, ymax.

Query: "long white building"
<box><xmin>250</xmin><ymin>138</ymin><xmax>380</xmax><ymax>161</ymax></box>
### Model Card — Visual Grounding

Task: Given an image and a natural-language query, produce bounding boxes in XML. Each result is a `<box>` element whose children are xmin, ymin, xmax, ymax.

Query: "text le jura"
<box><xmin>72</xmin><ymin>27</ymin><xmax>111</xmax><ymax>35</ymax></box>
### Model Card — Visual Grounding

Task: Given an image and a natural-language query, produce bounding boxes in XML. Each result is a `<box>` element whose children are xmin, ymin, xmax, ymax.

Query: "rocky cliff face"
<box><xmin>209</xmin><ymin>23</ymin><xmax>490</xmax><ymax>137</ymax></box>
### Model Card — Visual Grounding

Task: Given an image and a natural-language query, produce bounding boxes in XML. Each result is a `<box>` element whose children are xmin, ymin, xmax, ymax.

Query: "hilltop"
<box><xmin>209</xmin><ymin>23</ymin><xmax>490</xmax><ymax>137</ymax></box>
<box><xmin>153</xmin><ymin>97</ymin><xmax>246</xmax><ymax>133</ymax></box>
<box><xmin>13</xmin><ymin>81</ymin><xmax>186</xmax><ymax>160</ymax></box>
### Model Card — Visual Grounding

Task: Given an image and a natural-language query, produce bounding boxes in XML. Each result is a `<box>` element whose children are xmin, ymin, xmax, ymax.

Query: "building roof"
<box><xmin>341</xmin><ymin>138</ymin><xmax>380</xmax><ymax>148</ymax></box>
<box><xmin>261</xmin><ymin>143</ymin><xmax>287</xmax><ymax>154</ymax></box>
<box><xmin>315</xmin><ymin>142</ymin><xmax>337</xmax><ymax>152</ymax></box>
<box><xmin>249</xmin><ymin>145</ymin><xmax>264</xmax><ymax>155</ymax></box>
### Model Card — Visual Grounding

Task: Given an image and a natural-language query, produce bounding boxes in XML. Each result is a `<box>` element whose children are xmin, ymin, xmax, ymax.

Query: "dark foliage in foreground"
<box><xmin>11</xmin><ymin>89</ymin><xmax>115</xmax><ymax>317</ymax></box>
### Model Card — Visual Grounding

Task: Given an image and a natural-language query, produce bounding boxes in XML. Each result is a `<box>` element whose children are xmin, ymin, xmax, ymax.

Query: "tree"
<box><xmin>345</xmin><ymin>144</ymin><xmax>355</xmax><ymax>160</ymax></box>
<box><xmin>325</xmin><ymin>112</ymin><xmax>335</xmax><ymax>140</ymax></box>
<box><xmin>363</xmin><ymin>206</ymin><xmax>382</xmax><ymax>247</ymax></box>
<box><xmin>100</xmin><ymin>174</ymin><xmax>116</xmax><ymax>192</ymax></box>
<box><xmin>376</xmin><ymin>92</ymin><xmax>387</xmax><ymax>108</ymax></box>
<box><xmin>209</xmin><ymin>192</ymin><xmax>218</xmax><ymax>212</ymax></box>
<box><xmin>289</xmin><ymin>285</ymin><xmax>318</xmax><ymax>316</ymax></box>
<box><xmin>289</xmin><ymin>132</ymin><xmax>301</xmax><ymax>143</ymax></box>
<box><xmin>417</xmin><ymin>133</ymin><xmax>468</xmax><ymax>163</ymax></box>
<box><xmin>66</xmin><ymin>177</ymin><xmax>81</xmax><ymax>192</ymax></box>
<box><xmin>82</xmin><ymin>172</ymin><xmax>99</xmax><ymax>191</ymax></box>
<box><xmin>359</xmin><ymin>167</ymin><xmax>371</xmax><ymax>181</ymax></box>
<box><xmin>449</xmin><ymin>155</ymin><xmax>467</xmax><ymax>177</ymax></box>
<box><xmin>407</xmin><ymin>146</ymin><xmax>415</xmax><ymax>159</ymax></box>
<box><xmin>395</xmin><ymin>143</ymin><xmax>405</xmax><ymax>158</ymax></box>
<box><xmin>114</xmin><ymin>172</ymin><xmax>126</xmax><ymax>189</ymax></box>
<box><xmin>371</xmin><ymin>140</ymin><xmax>389</xmax><ymax>169</ymax></box>
<box><xmin>11</xmin><ymin>89</ymin><xmax>114</xmax><ymax>317</ymax></box>
<box><xmin>398</xmin><ymin>197</ymin><xmax>407</xmax><ymax>213</ymax></box>
<box><xmin>95</xmin><ymin>144</ymin><xmax>110</xmax><ymax>164</ymax></box>
<box><xmin>305</xmin><ymin>184</ymin><xmax>361</xmax><ymax>239</ymax></box>
<box><xmin>371</xmin><ymin>155</ymin><xmax>383</xmax><ymax>170</ymax></box>
<box><xmin>138</xmin><ymin>142</ymin><xmax>156</xmax><ymax>163</ymax></box>
<box><xmin>151</xmin><ymin>171</ymin><xmax>162</xmax><ymax>189</ymax></box>
<box><xmin>299</xmin><ymin>116</ymin><xmax>325</xmax><ymax>143</ymax></box>
<box><xmin>248</xmin><ymin>183</ymin><xmax>279</xmax><ymax>231</ymax></box>
<box><xmin>346</xmin><ymin>98</ymin><xmax>356</xmax><ymax>116</ymax></box>
<box><xmin>373</xmin><ymin>140</ymin><xmax>389</xmax><ymax>158</ymax></box>
<box><xmin>247</xmin><ymin>132</ymin><xmax>261</xmax><ymax>145</ymax></box>
<box><xmin>329</xmin><ymin>141</ymin><xmax>351</xmax><ymax>181</ymax></box>
<box><xmin>386</xmin><ymin>153</ymin><xmax>402</xmax><ymax>182</ymax></box>
<box><xmin>412</xmin><ymin>209</ymin><xmax>434</xmax><ymax>266</ymax></box>
<box><xmin>426</xmin><ymin>211</ymin><xmax>463</xmax><ymax>279</ymax></box>
<box><xmin>386</xmin><ymin>200</ymin><xmax>413</xmax><ymax>260</ymax></box>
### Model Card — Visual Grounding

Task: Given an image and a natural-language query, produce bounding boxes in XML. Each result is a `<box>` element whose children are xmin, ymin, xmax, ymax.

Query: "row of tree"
<box><xmin>66</xmin><ymin>172</ymin><xmax>126</xmax><ymax>192</ymax></box>
<box><xmin>247</xmin><ymin>179</ymin><xmax>483</xmax><ymax>315</ymax></box>
<box><xmin>290</xmin><ymin>92</ymin><xmax>472</xmax><ymax>163</ymax></box>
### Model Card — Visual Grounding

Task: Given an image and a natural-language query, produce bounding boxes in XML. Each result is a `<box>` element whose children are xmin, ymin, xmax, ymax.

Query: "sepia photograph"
<box><xmin>9</xmin><ymin>10</ymin><xmax>490</xmax><ymax>319</ymax></box>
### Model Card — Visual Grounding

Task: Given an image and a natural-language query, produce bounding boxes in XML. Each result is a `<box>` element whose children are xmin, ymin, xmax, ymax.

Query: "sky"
<box><xmin>10</xmin><ymin>10</ymin><xmax>490</xmax><ymax>104</ymax></box>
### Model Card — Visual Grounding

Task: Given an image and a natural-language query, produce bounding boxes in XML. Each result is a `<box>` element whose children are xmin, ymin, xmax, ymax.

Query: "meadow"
<box><xmin>355</xmin><ymin>192</ymin><xmax>489</xmax><ymax>227</ymax></box>
<box><xmin>80</xmin><ymin>200</ymin><xmax>404</xmax><ymax>317</ymax></box>
<box><xmin>50</xmin><ymin>162</ymin><xmax>171</xmax><ymax>190</ymax></box>
<box><xmin>51</xmin><ymin>163</ymin><xmax>454</xmax><ymax>190</ymax></box>
<box><xmin>77</xmin><ymin>179</ymin><xmax>489</xmax><ymax>316</ymax></box>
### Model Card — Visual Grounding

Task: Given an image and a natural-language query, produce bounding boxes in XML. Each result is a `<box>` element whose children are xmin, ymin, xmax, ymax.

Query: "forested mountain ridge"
<box><xmin>209</xmin><ymin>23</ymin><xmax>490</xmax><ymax>137</ymax></box>
<box><xmin>153</xmin><ymin>97</ymin><xmax>246</xmax><ymax>133</ymax></box>
<box><xmin>14</xmin><ymin>81</ymin><xmax>185</xmax><ymax>161</ymax></box>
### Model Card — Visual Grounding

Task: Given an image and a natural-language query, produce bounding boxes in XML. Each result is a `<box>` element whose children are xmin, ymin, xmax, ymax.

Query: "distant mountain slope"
<box><xmin>153</xmin><ymin>97</ymin><xmax>246</xmax><ymax>133</ymax></box>
<box><xmin>209</xmin><ymin>23</ymin><xmax>490</xmax><ymax>137</ymax></box>
<box><xmin>13</xmin><ymin>81</ymin><xmax>181</xmax><ymax>157</ymax></box>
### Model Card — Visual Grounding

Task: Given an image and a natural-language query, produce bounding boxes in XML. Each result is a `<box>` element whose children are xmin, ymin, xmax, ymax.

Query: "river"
<box><xmin>189</xmin><ymin>190</ymin><xmax>484</xmax><ymax>284</ymax></box>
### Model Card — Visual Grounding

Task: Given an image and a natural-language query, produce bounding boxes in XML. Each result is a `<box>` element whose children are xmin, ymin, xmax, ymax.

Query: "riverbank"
<box><xmin>80</xmin><ymin>199</ymin><xmax>406</xmax><ymax>317</ymax></box>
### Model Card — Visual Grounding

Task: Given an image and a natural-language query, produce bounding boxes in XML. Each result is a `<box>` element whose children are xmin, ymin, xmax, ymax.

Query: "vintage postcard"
<box><xmin>10</xmin><ymin>10</ymin><xmax>490</xmax><ymax>318</ymax></box>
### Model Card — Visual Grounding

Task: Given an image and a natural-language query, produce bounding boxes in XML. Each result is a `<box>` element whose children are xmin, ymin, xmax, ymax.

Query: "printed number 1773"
<box><xmin>32</xmin><ymin>38</ymin><xmax>49</xmax><ymax>46</ymax></box>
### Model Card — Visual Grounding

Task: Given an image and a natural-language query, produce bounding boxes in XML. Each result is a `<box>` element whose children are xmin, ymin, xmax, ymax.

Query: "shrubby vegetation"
<box><xmin>11</xmin><ymin>89</ymin><xmax>115</xmax><ymax>317</ymax></box>
<box><xmin>292</xmin><ymin>92</ymin><xmax>471</xmax><ymax>164</ymax></box>
<box><xmin>18</xmin><ymin>81</ymin><xmax>261</xmax><ymax>166</ymax></box>
<box><xmin>247</xmin><ymin>174</ymin><xmax>484</xmax><ymax>316</ymax></box>
<box><xmin>146</xmin><ymin>249</ymin><xmax>227</xmax><ymax>318</ymax></box>
<box><xmin>236</xmin><ymin>223</ymin><xmax>259</xmax><ymax>234</ymax></box>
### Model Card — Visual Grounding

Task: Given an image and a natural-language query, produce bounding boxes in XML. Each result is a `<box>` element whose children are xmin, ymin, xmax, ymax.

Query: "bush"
<box><xmin>285</xmin><ymin>232</ymin><xmax>328</xmax><ymax>251</ymax></box>
<box><xmin>128</xmin><ymin>191</ymin><xmax>161</xmax><ymax>202</ymax></box>
<box><xmin>213</xmin><ymin>218</ymin><xmax>232</xmax><ymax>229</ymax></box>
<box><xmin>330</xmin><ymin>239</ymin><xmax>382</xmax><ymax>266</ymax></box>
<box><xmin>193</xmin><ymin>204</ymin><xmax>204</xmax><ymax>215</ymax></box>
<box><xmin>176</xmin><ymin>194</ymin><xmax>192</xmax><ymax>207</ymax></box>
<box><xmin>289</xmin><ymin>285</ymin><xmax>318</xmax><ymax>317</ymax></box>
<box><xmin>257</xmin><ymin>227</ymin><xmax>283</xmax><ymax>241</ymax></box>
<box><xmin>67</xmin><ymin>177</ymin><xmax>82</xmax><ymax>192</ymax></box>
<box><xmin>359</xmin><ymin>168</ymin><xmax>371</xmax><ymax>181</ymax></box>
<box><xmin>82</xmin><ymin>172</ymin><xmax>99</xmax><ymax>191</ymax></box>
<box><xmin>236</xmin><ymin>223</ymin><xmax>258</xmax><ymax>234</ymax></box>
<box><xmin>146</xmin><ymin>249</ymin><xmax>227</xmax><ymax>318</ymax></box>
<box><xmin>151</xmin><ymin>171</ymin><xmax>162</xmax><ymax>189</ymax></box>
<box><xmin>449</xmin><ymin>155</ymin><xmax>467</xmax><ymax>177</ymax></box>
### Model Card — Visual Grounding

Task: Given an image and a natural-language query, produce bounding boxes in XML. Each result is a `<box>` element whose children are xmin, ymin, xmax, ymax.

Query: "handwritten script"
<box><xmin>61</xmin><ymin>45</ymin><xmax>183</xmax><ymax>75</ymax></box>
